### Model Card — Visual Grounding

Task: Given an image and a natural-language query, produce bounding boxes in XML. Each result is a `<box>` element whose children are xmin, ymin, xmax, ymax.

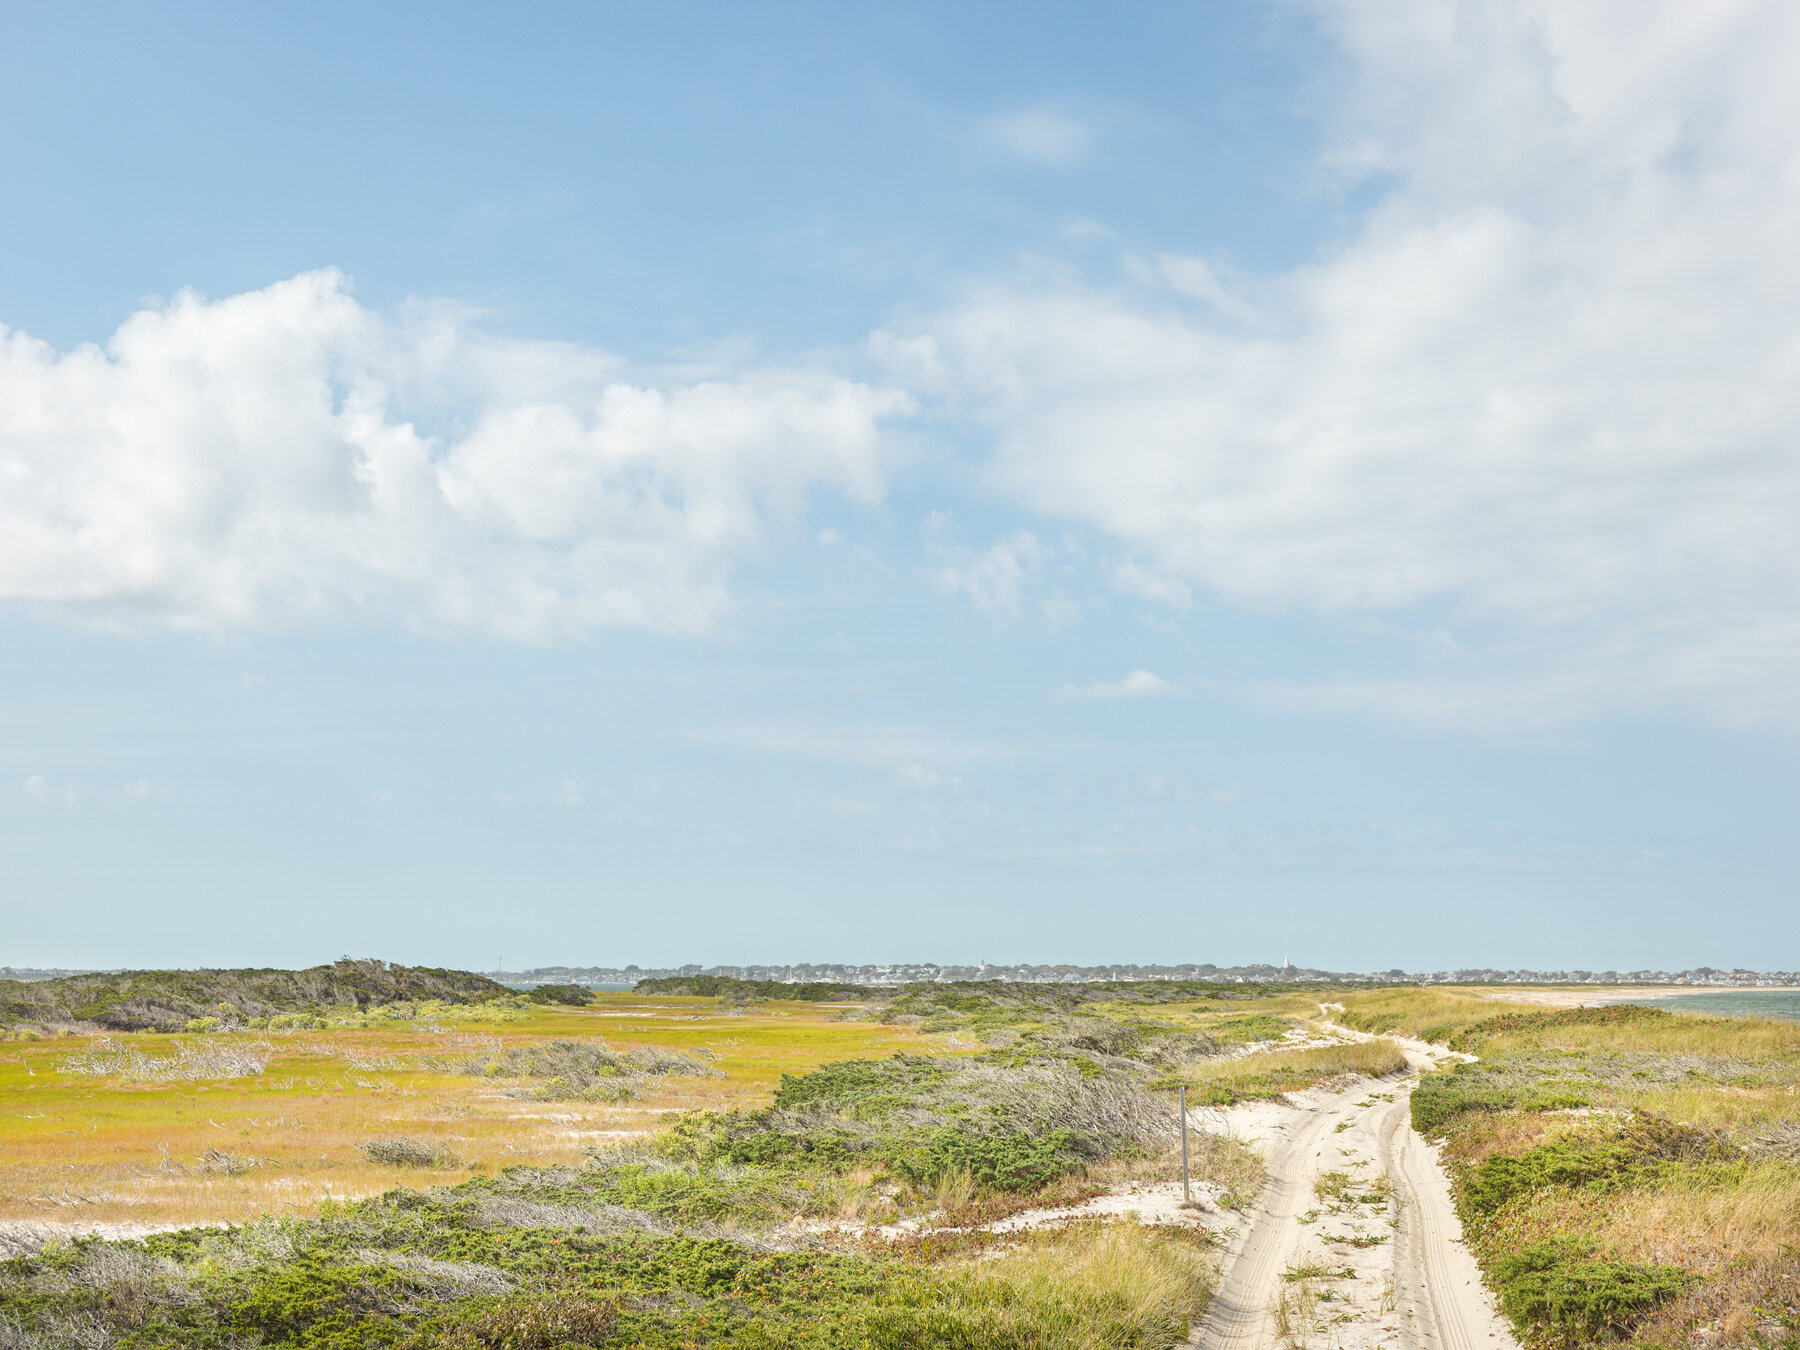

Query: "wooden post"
<box><xmin>1179</xmin><ymin>1083</ymin><xmax>1190</xmax><ymax>1202</ymax></box>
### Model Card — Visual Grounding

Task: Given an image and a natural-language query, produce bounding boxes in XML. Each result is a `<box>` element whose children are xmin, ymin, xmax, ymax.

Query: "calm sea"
<box><xmin>1620</xmin><ymin>990</ymin><xmax>1800</xmax><ymax>1022</ymax></box>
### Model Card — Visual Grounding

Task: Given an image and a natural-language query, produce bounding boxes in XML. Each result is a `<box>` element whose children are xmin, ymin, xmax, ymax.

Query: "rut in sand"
<box><xmin>1189</xmin><ymin>1034</ymin><xmax>1519</xmax><ymax>1350</ymax></box>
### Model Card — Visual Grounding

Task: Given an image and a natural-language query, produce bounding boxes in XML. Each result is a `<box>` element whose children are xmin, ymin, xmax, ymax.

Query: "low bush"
<box><xmin>451</xmin><ymin>1038</ymin><xmax>720</xmax><ymax>1100</ymax></box>
<box><xmin>889</xmin><ymin>1128</ymin><xmax>1079</xmax><ymax>1194</ymax></box>
<box><xmin>1492</xmin><ymin>1239</ymin><xmax>1687</xmax><ymax>1342</ymax></box>
<box><xmin>360</xmin><ymin>1137</ymin><xmax>463</xmax><ymax>1169</ymax></box>
<box><xmin>1458</xmin><ymin>1114</ymin><xmax>1739</xmax><ymax>1218</ymax></box>
<box><xmin>1411</xmin><ymin>1080</ymin><xmax>1594</xmax><ymax>1135</ymax></box>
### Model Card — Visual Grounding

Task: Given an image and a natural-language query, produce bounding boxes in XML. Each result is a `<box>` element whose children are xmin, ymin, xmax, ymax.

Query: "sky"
<box><xmin>2</xmin><ymin>0</ymin><xmax>1797</xmax><ymax>974</ymax></box>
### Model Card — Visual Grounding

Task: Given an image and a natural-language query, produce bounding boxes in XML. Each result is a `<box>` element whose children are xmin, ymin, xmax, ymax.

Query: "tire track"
<box><xmin>1189</xmin><ymin>1027</ymin><xmax>1521</xmax><ymax>1350</ymax></box>
<box><xmin>1190</xmin><ymin>1100</ymin><xmax>1338</xmax><ymax>1348</ymax></box>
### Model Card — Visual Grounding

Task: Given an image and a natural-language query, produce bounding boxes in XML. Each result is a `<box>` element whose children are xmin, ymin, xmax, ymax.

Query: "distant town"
<box><xmin>478</xmin><ymin>961</ymin><xmax>1800</xmax><ymax>988</ymax></box>
<box><xmin>4</xmin><ymin>961</ymin><xmax>1793</xmax><ymax>988</ymax></box>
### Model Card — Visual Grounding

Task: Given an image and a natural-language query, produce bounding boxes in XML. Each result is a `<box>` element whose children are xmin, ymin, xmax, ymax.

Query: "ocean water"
<box><xmin>1624</xmin><ymin>990</ymin><xmax>1800</xmax><ymax>1022</ymax></box>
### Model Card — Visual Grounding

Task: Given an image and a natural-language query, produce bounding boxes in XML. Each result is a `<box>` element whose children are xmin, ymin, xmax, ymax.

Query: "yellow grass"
<box><xmin>0</xmin><ymin>993</ymin><xmax>960</xmax><ymax>1227</ymax></box>
<box><xmin>928</xmin><ymin>1221</ymin><xmax>1216</xmax><ymax>1350</ymax></box>
<box><xmin>1493</xmin><ymin>1010</ymin><xmax>1800</xmax><ymax>1060</ymax></box>
<box><xmin>1596</xmin><ymin>1162</ymin><xmax>1800</xmax><ymax>1268</ymax></box>
<box><xmin>1174</xmin><ymin>1038</ymin><xmax>1408</xmax><ymax>1101</ymax></box>
<box><xmin>1335</xmin><ymin>987</ymin><xmax>1536</xmax><ymax>1039</ymax></box>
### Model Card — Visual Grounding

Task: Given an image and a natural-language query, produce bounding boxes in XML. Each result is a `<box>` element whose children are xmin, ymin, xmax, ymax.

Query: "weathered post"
<box><xmin>1179</xmin><ymin>1083</ymin><xmax>1190</xmax><ymax>1202</ymax></box>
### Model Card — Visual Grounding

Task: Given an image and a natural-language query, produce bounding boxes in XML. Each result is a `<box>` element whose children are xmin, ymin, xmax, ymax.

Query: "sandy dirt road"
<box><xmin>1189</xmin><ymin>1038</ymin><xmax>1519</xmax><ymax>1350</ymax></box>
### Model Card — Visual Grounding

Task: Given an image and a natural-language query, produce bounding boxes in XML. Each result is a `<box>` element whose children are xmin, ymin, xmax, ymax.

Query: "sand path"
<box><xmin>1188</xmin><ymin>1030</ymin><xmax>1519</xmax><ymax>1350</ymax></box>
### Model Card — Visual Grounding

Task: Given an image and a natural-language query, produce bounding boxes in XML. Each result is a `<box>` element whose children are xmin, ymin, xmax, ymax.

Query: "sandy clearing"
<box><xmin>1186</xmin><ymin>1031</ymin><xmax>1519</xmax><ymax>1349</ymax></box>
<box><xmin>981</xmin><ymin>1178</ymin><xmax>1231</xmax><ymax>1235</ymax></box>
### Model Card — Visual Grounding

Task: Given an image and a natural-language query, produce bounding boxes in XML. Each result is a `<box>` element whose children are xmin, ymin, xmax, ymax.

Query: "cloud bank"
<box><xmin>909</xmin><ymin>0</ymin><xmax>1800</xmax><ymax>725</ymax></box>
<box><xmin>0</xmin><ymin>270</ymin><xmax>905</xmax><ymax>638</ymax></box>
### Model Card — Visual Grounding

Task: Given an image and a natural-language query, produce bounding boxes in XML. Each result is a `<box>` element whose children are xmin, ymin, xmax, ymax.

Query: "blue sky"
<box><xmin>3</xmin><ymin>1</ymin><xmax>1797</xmax><ymax>973</ymax></box>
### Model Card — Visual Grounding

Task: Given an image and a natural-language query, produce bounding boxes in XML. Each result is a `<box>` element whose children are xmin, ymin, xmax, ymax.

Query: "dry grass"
<box><xmin>1499</xmin><ymin>1012</ymin><xmax>1800</xmax><ymax>1061</ymax></box>
<box><xmin>1173</xmin><ymin>1038</ymin><xmax>1409</xmax><ymax>1103</ymax></box>
<box><xmin>1589</xmin><ymin>1161</ymin><xmax>1800</xmax><ymax>1269</ymax></box>
<box><xmin>1081</xmin><ymin>1132</ymin><xmax>1267</xmax><ymax>1205</ymax></box>
<box><xmin>1336</xmin><ymin>987</ymin><xmax>1531</xmax><ymax>1039</ymax></box>
<box><xmin>929</xmin><ymin>1221</ymin><xmax>1216</xmax><ymax>1350</ymax></box>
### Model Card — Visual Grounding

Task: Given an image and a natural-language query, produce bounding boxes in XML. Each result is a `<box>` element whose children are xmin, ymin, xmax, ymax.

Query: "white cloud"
<box><xmin>921</xmin><ymin>0</ymin><xmax>1800</xmax><ymax>727</ymax></box>
<box><xmin>0</xmin><ymin>270</ymin><xmax>908</xmax><ymax>639</ymax></box>
<box><xmin>1054</xmin><ymin>669</ymin><xmax>1182</xmax><ymax>701</ymax></box>
<box><xmin>925</xmin><ymin>526</ymin><xmax>1052</xmax><ymax>623</ymax></box>
<box><xmin>1108</xmin><ymin>561</ymin><xmax>1192</xmax><ymax>610</ymax></box>
<box><xmin>982</xmin><ymin>104</ymin><xmax>1093</xmax><ymax>166</ymax></box>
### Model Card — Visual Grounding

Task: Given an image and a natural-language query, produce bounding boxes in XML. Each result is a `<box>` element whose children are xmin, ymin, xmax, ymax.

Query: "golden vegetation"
<box><xmin>0</xmin><ymin>993</ymin><xmax>952</xmax><ymax>1227</ymax></box>
<box><xmin>1170</xmin><ymin>1037</ymin><xmax>1408</xmax><ymax>1105</ymax></box>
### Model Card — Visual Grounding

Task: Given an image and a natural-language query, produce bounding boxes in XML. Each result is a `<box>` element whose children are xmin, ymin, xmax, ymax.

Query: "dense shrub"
<box><xmin>525</xmin><ymin>983</ymin><xmax>592</xmax><ymax>1007</ymax></box>
<box><xmin>771</xmin><ymin>1056</ymin><xmax>949</xmax><ymax>1115</ymax></box>
<box><xmin>1411</xmin><ymin>1082</ymin><xmax>1592</xmax><ymax>1135</ymax></box>
<box><xmin>1</xmin><ymin>958</ymin><xmax>507</xmax><ymax>1032</ymax></box>
<box><xmin>633</xmin><ymin>976</ymin><xmax>873</xmax><ymax>1001</ymax></box>
<box><xmin>1492</xmin><ymin>1240</ymin><xmax>1687</xmax><ymax>1341</ymax></box>
<box><xmin>890</xmin><ymin>1128</ymin><xmax>1079</xmax><ymax>1193</ymax></box>
<box><xmin>1459</xmin><ymin>1114</ymin><xmax>1739</xmax><ymax>1217</ymax></box>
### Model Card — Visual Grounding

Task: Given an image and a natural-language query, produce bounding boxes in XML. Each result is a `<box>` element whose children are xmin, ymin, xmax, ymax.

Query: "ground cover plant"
<box><xmin>0</xmin><ymin>1187</ymin><xmax>1219</xmax><ymax>1350</ymax></box>
<box><xmin>0</xmin><ymin>971</ymin><xmax>1417</xmax><ymax>1346</ymax></box>
<box><xmin>0</xmin><ymin>1026</ymin><xmax>1246</xmax><ymax>1348</ymax></box>
<box><xmin>1340</xmin><ymin>988</ymin><xmax>1800</xmax><ymax>1347</ymax></box>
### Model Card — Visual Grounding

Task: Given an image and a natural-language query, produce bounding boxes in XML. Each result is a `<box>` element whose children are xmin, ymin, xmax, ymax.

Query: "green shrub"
<box><xmin>1492</xmin><ymin>1240</ymin><xmax>1686</xmax><ymax>1341</ymax></box>
<box><xmin>223</xmin><ymin>1251</ymin><xmax>415</xmax><ymax>1342</ymax></box>
<box><xmin>1461</xmin><ymin>1113</ymin><xmax>1739</xmax><ymax>1218</ymax></box>
<box><xmin>1462</xmin><ymin>1137</ymin><xmax>1637</xmax><ymax>1217</ymax></box>
<box><xmin>1411</xmin><ymin>1075</ymin><xmax>1594</xmax><ymax>1135</ymax></box>
<box><xmin>889</xmin><ymin>1128</ymin><xmax>1078</xmax><ymax>1193</ymax></box>
<box><xmin>184</xmin><ymin>1017</ymin><xmax>223</xmax><ymax>1034</ymax></box>
<box><xmin>771</xmin><ymin>1056</ymin><xmax>948</xmax><ymax>1116</ymax></box>
<box><xmin>525</xmin><ymin>983</ymin><xmax>591</xmax><ymax>1007</ymax></box>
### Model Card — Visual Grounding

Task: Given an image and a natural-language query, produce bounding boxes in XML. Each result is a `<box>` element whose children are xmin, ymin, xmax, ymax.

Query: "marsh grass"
<box><xmin>0</xmin><ymin>996</ymin><xmax>947</xmax><ymax>1228</ymax></box>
